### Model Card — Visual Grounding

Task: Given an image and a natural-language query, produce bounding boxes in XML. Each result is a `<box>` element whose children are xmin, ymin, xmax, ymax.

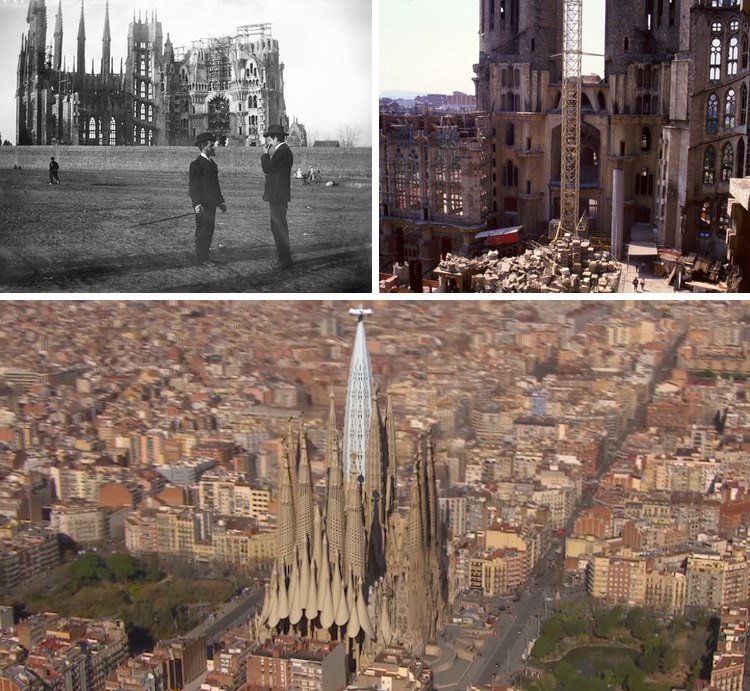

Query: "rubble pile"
<box><xmin>436</xmin><ymin>234</ymin><xmax>621</xmax><ymax>293</ymax></box>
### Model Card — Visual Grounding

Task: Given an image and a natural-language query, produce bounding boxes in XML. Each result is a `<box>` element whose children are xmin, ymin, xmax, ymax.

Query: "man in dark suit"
<box><xmin>189</xmin><ymin>132</ymin><xmax>226</xmax><ymax>266</ymax></box>
<box><xmin>261</xmin><ymin>124</ymin><xmax>294</xmax><ymax>269</ymax></box>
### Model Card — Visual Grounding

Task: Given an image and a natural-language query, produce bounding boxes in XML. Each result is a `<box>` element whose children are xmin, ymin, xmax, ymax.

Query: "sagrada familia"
<box><xmin>16</xmin><ymin>0</ymin><xmax>306</xmax><ymax>146</ymax></box>
<box><xmin>254</xmin><ymin>309</ymin><xmax>448</xmax><ymax>669</ymax></box>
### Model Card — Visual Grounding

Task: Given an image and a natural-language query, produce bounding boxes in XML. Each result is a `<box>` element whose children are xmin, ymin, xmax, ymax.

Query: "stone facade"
<box><xmin>17</xmin><ymin>0</ymin><xmax>292</xmax><ymax>147</ymax></box>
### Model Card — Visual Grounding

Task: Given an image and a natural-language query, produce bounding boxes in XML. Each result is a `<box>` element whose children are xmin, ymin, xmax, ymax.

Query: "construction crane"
<box><xmin>555</xmin><ymin>0</ymin><xmax>586</xmax><ymax>240</ymax></box>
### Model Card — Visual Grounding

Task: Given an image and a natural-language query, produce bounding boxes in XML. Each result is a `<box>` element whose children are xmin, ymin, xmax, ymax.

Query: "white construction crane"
<box><xmin>556</xmin><ymin>0</ymin><xmax>585</xmax><ymax>240</ymax></box>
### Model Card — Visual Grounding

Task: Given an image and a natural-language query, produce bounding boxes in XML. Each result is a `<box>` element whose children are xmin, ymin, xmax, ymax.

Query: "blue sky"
<box><xmin>380</xmin><ymin>0</ymin><xmax>606</xmax><ymax>95</ymax></box>
<box><xmin>1</xmin><ymin>0</ymin><xmax>372</xmax><ymax>146</ymax></box>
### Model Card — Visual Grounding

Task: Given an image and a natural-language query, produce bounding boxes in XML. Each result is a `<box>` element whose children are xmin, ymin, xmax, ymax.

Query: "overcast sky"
<box><xmin>1</xmin><ymin>0</ymin><xmax>372</xmax><ymax>146</ymax></box>
<box><xmin>380</xmin><ymin>0</ymin><xmax>606</xmax><ymax>95</ymax></box>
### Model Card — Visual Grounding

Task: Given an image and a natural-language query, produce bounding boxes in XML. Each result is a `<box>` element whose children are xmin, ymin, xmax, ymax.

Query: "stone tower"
<box><xmin>475</xmin><ymin>0</ymin><xmax>563</xmax><ymax>112</ymax></box>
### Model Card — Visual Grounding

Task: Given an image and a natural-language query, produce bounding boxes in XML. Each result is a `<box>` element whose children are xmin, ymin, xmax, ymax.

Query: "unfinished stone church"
<box><xmin>17</xmin><ymin>0</ymin><xmax>292</xmax><ymax>146</ymax></box>
<box><xmin>380</xmin><ymin>0</ymin><xmax>749</xmax><ymax>267</ymax></box>
<box><xmin>254</xmin><ymin>313</ymin><xmax>448</xmax><ymax>671</ymax></box>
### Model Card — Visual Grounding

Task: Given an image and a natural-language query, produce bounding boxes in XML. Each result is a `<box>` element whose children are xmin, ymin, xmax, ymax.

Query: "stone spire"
<box><xmin>53</xmin><ymin>0</ymin><xmax>62</xmax><ymax>71</ymax></box>
<box><xmin>295</xmin><ymin>427</ymin><xmax>314</xmax><ymax>561</ymax></box>
<box><xmin>101</xmin><ymin>0</ymin><xmax>111</xmax><ymax>75</ymax></box>
<box><xmin>365</xmin><ymin>384</ymin><xmax>386</xmax><ymax>579</ymax></box>
<box><xmin>343</xmin><ymin>306</ymin><xmax>373</xmax><ymax>480</ymax></box>
<box><xmin>26</xmin><ymin>0</ymin><xmax>47</xmax><ymax>76</ymax></box>
<box><xmin>277</xmin><ymin>444</ymin><xmax>296</xmax><ymax>572</ymax></box>
<box><xmin>76</xmin><ymin>0</ymin><xmax>85</xmax><ymax>77</ymax></box>
<box><xmin>325</xmin><ymin>391</ymin><xmax>345</xmax><ymax>572</ymax></box>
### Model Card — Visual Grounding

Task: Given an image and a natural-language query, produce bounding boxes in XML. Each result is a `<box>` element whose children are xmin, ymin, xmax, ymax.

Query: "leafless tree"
<box><xmin>337</xmin><ymin>124</ymin><xmax>361</xmax><ymax>148</ymax></box>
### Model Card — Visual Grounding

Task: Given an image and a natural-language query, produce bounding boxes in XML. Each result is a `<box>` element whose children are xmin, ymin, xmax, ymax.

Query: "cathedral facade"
<box><xmin>16</xmin><ymin>0</ymin><xmax>294</xmax><ymax>147</ymax></box>
<box><xmin>380</xmin><ymin>0</ymin><xmax>749</xmax><ymax>269</ymax></box>
<box><xmin>255</xmin><ymin>312</ymin><xmax>448</xmax><ymax>671</ymax></box>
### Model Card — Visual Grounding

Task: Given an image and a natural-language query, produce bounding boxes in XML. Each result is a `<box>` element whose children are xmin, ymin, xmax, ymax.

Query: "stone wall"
<box><xmin>0</xmin><ymin>146</ymin><xmax>372</xmax><ymax>178</ymax></box>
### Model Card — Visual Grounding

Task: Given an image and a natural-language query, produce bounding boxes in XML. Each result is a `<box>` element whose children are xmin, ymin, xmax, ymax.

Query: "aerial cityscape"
<box><xmin>379</xmin><ymin>0</ymin><xmax>750</xmax><ymax>294</ymax></box>
<box><xmin>0</xmin><ymin>299</ymin><xmax>748</xmax><ymax>691</ymax></box>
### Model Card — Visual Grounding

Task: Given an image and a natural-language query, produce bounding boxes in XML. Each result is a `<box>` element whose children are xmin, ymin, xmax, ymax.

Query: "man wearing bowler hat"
<box><xmin>261</xmin><ymin>123</ymin><xmax>294</xmax><ymax>269</ymax></box>
<box><xmin>189</xmin><ymin>132</ymin><xmax>226</xmax><ymax>267</ymax></box>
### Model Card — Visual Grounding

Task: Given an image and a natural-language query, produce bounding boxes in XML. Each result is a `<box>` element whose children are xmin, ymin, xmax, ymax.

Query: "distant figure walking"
<box><xmin>640</xmin><ymin>278</ymin><xmax>646</xmax><ymax>291</ymax></box>
<box><xmin>189</xmin><ymin>132</ymin><xmax>227</xmax><ymax>267</ymax></box>
<box><xmin>632</xmin><ymin>276</ymin><xmax>639</xmax><ymax>292</ymax></box>
<box><xmin>49</xmin><ymin>156</ymin><xmax>60</xmax><ymax>184</ymax></box>
<box><xmin>261</xmin><ymin>124</ymin><xmax>294</xmax><ymax>270</ymax></box>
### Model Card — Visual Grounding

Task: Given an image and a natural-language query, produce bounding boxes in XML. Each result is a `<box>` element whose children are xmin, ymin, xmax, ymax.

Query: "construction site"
<box><xmin>379</xmin><ymin>0</ymin><xmax>749</xmax><ymax>293</ymax></box>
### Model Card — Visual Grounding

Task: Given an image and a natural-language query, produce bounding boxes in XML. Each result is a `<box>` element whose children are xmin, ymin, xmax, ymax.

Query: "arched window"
<box><xmin>703</xmin><ymin>145</ymin><xmax>716</xmax><ymax>184</ymax></box>
<box><xmin>148</xmin><ymin>105</ymin><xmax>153</xmax><ymax>122</ymax></box>
<box><xmin>719</xmin><ymin>198</ymin><xmax>730</xmax><ymax>236</ymax></box>
<box><xmin>710</xmin><ymin>36</ymin><xmax>722</xmax><ymax>80</ymax></box>
<box><xmin>514</xmin><ymin>68</ymin><xmax>520</xmax><ymax>87</ymax></box>
<box><xmin>742</xmin><ymin>83</ymin><xmax>748</xmax><ymax>125</ymax></box>
<box><xmin>500</xmin><ymin>93</ymin><xmax>507</xmax><ymax>111</ymax></box>
<box><xmin>722</xmin><ymin>141</ymin><xmax>734</xmax><ymax>181</ymax></box>
<box><xmin>728</xmin><ymin>35</ymin><xmax>739</xmax><ymax>75</ymax></box>
<box><xmin>742</xmin><ymin>33</ymin><xmax>749</xmax><ymax>70</ymax></box>
<box><xmin>725</xmin><ymin>88</ymin><xmax>737</xmax><ymax>128</ymax></box>
<box><xmin>88</xmin><ymin>116</ymin><xmax>96</xmax><ymax>141</ymax></box>
<box><xmin>140</xmin><ymin>127</ymin><xmax>146</xmax><ymax>145</ymax></box>
<box><xmin>707</xmin><ymin>93</ymin><xmax>719</xmax><ymax>134</ymax></box>
<box><xmin>506</xmin><ymin>123</ymin><xmax>515</xmax><ymax>147</ymax></box>
<box><xmin>501</xmin><ymin>68</ymin><xmax>507</xmax><ymax>87</ymax></box>
<box><xmin>641</xmin><ymin>128</ymin><xmax>651</xmax><ymax>152</ymax></box>
<box><xmin>139</xmin><ymin>81</ymin><xmax>146</xmax><ymax>98</ymax></box>
<box><xmin>109</xmin><ymin>117</ymin><xmax>116</xmax><ymax>146</ymax></box>
<box><xmin>699</xmin><ymin>201</ymin><xmax>712</xmax><ymax>238</ymax></box>
<box><xmin>624</xmin><ymin>37</ymin><xmax>629</xmax><ymax>51</ymax></box>
<box><xmin>140</xmin><ymin>103</ymin><xmax>146</xmax><ymax>120</ymax></box>
<box><xmin>738</xmin><ymin>138</ymin><xmax>745</xmax><ymax>178</ymax></box>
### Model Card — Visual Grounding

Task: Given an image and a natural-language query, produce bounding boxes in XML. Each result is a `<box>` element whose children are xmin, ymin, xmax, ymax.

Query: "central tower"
<box><xmin>342</xmin><ymin>307</ymin><xmax>373</xmax><ymax>481</ymax></box>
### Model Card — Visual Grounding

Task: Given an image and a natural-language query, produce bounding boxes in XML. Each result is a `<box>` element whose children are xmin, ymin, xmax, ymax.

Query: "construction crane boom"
<box><xmin>558</xmin><ymin>0</ymin><xmax>583</xmax><ymax>239</ymax></box>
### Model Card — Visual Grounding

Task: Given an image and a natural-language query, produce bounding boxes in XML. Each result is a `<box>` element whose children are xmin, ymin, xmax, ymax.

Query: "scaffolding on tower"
<box><xmin>555</xmin><ymin>0</ymin><xmax>587</xmax><ymax>241</ymax></box>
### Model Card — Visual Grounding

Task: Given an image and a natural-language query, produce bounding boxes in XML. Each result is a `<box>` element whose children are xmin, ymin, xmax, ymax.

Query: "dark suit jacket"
<box><xmin>261</xmin><ymin>143</ymin><xmax>294</xmax><ymax>204</ymax></box>
<box><xmin>189</xmin><ymin>155</ymin><xmax>225</xmax><ymax>209</ymax></box>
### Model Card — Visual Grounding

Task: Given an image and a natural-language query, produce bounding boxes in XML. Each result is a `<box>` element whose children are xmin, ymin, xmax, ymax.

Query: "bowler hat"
<box><xmin>263</xmin><ymin>124</ymin><xmax>288</xmax><ymax>138</ymax></box>
<box><xmin>194</xmin><ymin>132</ymin><xmax>217</xmax><ymax>147</ymax></box>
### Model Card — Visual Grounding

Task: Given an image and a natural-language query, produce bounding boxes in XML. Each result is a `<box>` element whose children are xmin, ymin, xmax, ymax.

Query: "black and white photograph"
<box><xmin>0</xmin><ymin>0</ymin><xmax>372</xmax><ymax>293</ymax></box>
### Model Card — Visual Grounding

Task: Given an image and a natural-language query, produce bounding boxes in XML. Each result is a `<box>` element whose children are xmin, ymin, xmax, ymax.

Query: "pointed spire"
<box><xmin>53</xmin><ymin>0</ymin><xmax>63</xmax><ymax>71</ymax></box>
<box><xmin>295</xmin><ymin>426</ymin><xmax>314</xmax><ymax>561</ymax></box>
<box><xmin>277</xmin><ymin>444</ymin><xmax>296</xmax><ymax>570</ymax></box>
<box><xmin>76</xmin><ymin>0</ymin><xmax>85</xmax><ymax>76</ymax></box>
<box><xmin>325</xmin><ymin>391</ymin><xmax>345</xmax><ymax>569</ymax></box>
<box><xmin>101</xmin><ymin>0</ymin><xmax>111</xmax><ymax>75</ymax></box>
<box><xmin>343</xmin><ymin>307</ymin><xmax>373</xmax><ymax>480</ymax></box>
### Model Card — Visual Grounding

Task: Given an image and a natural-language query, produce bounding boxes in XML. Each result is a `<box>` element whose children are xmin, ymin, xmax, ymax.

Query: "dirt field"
<box><xmin>0</xmin><ymin>167</ymin><xmax>372</xmax><ymax>293</ymax></box>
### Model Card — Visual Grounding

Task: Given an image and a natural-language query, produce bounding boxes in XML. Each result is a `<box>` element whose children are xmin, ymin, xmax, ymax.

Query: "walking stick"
<box><xmin>128</xmin><ymin>212</ymin><xmax>196</xmax><ymax>228</ymax></box>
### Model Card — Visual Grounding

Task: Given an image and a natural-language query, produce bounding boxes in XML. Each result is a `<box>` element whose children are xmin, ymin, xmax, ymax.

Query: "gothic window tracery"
<box><xmin>722</xmin><ymin>141</ymin><xmax>734</xmax><ymax>181</ymax></box>
<box><xmin>725</xmin><ymin>88</ymin><xmax>737</xmax><ymax>129</ymax></box>
<box><xmin>707</xmin><ymin>94</ymin><xmax>719</xmax><ymax>134</ymax></box>
<box><xmin>703</xmin><ymin>145</ymin><xmax>716</xmax><ymax>184</ymax></box>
